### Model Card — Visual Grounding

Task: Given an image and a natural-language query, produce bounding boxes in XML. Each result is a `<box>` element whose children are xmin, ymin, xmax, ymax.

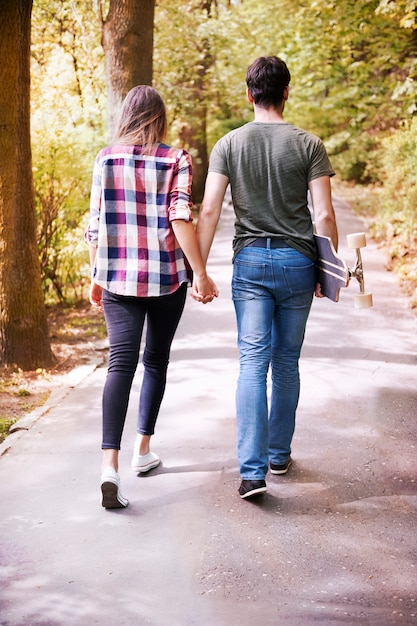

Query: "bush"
<box><xmin>326</xmin><ymin>132</ymin><xmax>381</xmax><ymax>185</ymax></box>
<box><xmin>377</xmin><ymin>118</ymin><xmax>417</xmax><ymax>238</ymax></box>
<box><xmin>33</xmin><ymin>138</ymin><xmax>94</xmax><ymax>304</ymax></box>
<box><xmin>369</xmin><ymin>119</ymin><xmax>417</xmax><ymax>306</ymax></box>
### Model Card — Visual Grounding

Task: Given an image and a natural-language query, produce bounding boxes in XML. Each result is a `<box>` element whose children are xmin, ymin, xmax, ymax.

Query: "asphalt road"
<box><xmin>1</xmin><ymin>194</ymin><xmax>416</xmax><ymax>626</ymax></box>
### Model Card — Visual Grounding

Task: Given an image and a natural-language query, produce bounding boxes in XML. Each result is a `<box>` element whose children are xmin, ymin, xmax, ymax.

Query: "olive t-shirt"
<box><xmin>208</xmin><ymin>122</ymin><xmax>335</xmax><ymax>260</ymax></box>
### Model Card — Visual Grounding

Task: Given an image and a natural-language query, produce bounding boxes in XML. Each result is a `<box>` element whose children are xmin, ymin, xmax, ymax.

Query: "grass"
<box><xmin>0</xmin><ymin>417</ymin><xmax>17</xmax><ymax>442</ymax></box>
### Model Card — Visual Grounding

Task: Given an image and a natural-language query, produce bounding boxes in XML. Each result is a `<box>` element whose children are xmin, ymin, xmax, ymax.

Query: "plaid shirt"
<box><xmin>86</xmin><ymin>143</ymin><xmax>193</xmax><ymax>297</ymax></box>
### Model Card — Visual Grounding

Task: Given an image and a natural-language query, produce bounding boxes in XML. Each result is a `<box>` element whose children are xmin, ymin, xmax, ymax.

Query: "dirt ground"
<box><xmin>0</xmin><ymin>302</ymin><xmax>107</xmax><ymax>442</ymax></box>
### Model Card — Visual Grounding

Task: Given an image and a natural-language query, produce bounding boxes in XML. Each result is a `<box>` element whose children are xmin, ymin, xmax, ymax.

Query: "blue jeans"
<box><xmin>232</xmin><ymin>244</ymin><xmax>315</xmax><ymax>480</ymax></box>
<box><xmin>101</xmin><ymin>284</ymin><xmax>187</xmax><ymax>449</ymax></box>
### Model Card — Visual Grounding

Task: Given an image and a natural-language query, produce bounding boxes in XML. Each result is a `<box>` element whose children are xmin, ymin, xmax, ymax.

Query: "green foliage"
<box><xmin>326</xmin><ymin>133</ymin><xmax>381</xmax><ymax>184</ymax></box>
<box><xmin>228</xmin><ymin>0</ymin><xmax>416</xmax><ymax>183</ymax></box>
<box><xmin>365</xmin><ymin>117</ymin><xmax>417</xmax><ymax>305</ymax></box>
<box><xmin>0</xmin><ymin>418</ymin><xmax>17</xmax><ymax>444</ymax></box>
<box><xmin>374</xmin><ymin>118</ymin><xmax>417</xmax><ymax>238</ymax></box>
<box><xmin>154</xmin><ymin>0</ymin><xmax>246</xmax><ymax>146</ymax></box>
<box><xmin>27</xmin><ymin>0</ymin><xmax>417</xmax><ymax>305</ymax></box>
<box><xmin>32</xmin><ymin>132</ymin><xmax>99</xmax><ymax>303</ymax></box>
<box><xmin>31</xmin><ymin>0</ymin><xmax>107</xmax><ymax>303</ymax></box>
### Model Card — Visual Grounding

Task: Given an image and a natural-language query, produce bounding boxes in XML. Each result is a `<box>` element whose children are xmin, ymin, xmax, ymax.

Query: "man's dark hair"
<box><xmin>246</xmin><ymin>56</ymin><xmax>291</xmax><ymax>108</ymax></box>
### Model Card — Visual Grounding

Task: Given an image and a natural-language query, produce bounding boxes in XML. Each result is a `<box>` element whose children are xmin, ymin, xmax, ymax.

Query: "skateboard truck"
<box><xmin>346</xmin><ymin>233</ymin><xmax>373</xmax><ymax>309</ymax></box>
<box><xmin>314</xmin><ymin>230</ymin><xmax>373</xmax><ymax>308</ymax></box>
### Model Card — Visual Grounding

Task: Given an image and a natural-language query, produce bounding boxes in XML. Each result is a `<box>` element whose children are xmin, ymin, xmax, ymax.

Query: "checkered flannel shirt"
<box><xmin>86</xmin><ymin>143</ymin><xmax>193</xmax><ymax>297</ymax></box>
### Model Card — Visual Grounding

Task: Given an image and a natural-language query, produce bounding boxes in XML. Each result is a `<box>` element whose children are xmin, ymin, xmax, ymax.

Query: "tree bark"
<box><xmin>178</xmin><ymin>106</ymin><xmax>208</xmax><ymax>206</ymax></box>
<box><xmin>0</xmin><ymin>0</ymin><xmax>54</xmax><ymax>369</ymax></box>
<box><xmin>101</xmin><ymin>0</ymin><xmax>155</xmax><ymax>139</ymax></box>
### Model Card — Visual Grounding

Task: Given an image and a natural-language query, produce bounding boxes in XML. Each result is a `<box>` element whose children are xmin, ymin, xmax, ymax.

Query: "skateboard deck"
<box><xmin>314</xmin><ymin>234</ymin><xmax>349</xmax><ymax>302</ymax></box>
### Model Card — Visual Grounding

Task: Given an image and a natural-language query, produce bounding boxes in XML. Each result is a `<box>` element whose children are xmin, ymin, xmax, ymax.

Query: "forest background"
<box><xmin>0</xmin><ymin>0</ymin><xmax>416</xmax><ymax>438</ymax></box>
<box><xmin>31</xmin><ymin>0</ymin><xmax>416</xmax><ymax>307</ymax></box>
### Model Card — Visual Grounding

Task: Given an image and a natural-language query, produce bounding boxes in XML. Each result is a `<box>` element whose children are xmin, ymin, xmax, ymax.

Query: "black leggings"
<box><xmin>101</xmin><ymin>284</ymin><xmax>187</xmax><ymax>449</ymax></box>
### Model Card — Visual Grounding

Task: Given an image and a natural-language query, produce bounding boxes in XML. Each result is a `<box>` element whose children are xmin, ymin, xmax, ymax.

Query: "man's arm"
<box><xmin>196</xmin><ymin>172</ymin><xmax>229</xmax><ymax>263</ymax></box>
<box><xmin>309</xmin><ymin>175</ymin><xmax>338</xmax><ymax>250</ymax></box>
<box><xmin>309</xmin><ymin>175</ymin><xmax>339</xmax><ymax>299</ymax></box>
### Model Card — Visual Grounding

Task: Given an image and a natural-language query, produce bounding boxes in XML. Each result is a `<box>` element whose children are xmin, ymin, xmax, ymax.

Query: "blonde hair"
<box><xmin>113</xmin><ymin>85</ymin><xmax>167</xmax><ymax>150</ymax></box>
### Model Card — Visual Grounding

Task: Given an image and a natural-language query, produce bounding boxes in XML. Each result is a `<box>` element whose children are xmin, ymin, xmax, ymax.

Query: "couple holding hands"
<box><xmin>86</xmin><ymin>56</ymin><xmax>338</xmax><ymax>508</ymax></box>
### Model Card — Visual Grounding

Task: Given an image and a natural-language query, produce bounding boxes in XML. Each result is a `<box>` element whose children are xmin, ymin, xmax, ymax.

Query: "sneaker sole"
<box><xmin>101</xmin><ymin>481</ymin><xmax>128</xmax><ymax>509</ymax></box>
<box><xmin>131</xmin><ymin>458</ymin><xmax>161</xmax><ymax>473</ymax></box>
<box><xmin>270</xmin><ymin>460</ymin><xmax>292</xmax><ymax>475</ymax></box>
<box><xmin>239</xmin><ymin>485</ymin><xmax>267</xmax><ymax>499</ymax></box>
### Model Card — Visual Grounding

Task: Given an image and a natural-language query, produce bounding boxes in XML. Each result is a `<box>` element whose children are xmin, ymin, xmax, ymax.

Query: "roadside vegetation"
<box><xmin>28</xmin><ymin>0</ymin><xmax>416</xmax><ymax>310</ymax></box>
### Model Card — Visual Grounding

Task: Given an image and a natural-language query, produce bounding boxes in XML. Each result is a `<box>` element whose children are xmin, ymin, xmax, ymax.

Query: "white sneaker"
<box><xmin>100</xmin><ymin>467</ymin><xmax>129</xmax><ymax>509</ymax></box>
<box><xmin>131</xmin><ymin>451</ymin><xmax>161</xmax><ymax>473</ymax></box>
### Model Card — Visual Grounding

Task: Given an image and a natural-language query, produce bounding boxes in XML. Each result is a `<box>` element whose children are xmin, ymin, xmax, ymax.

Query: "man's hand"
<box><xmin>314</xmin><ymin>283</ymin><xmax>324</xmax><ymax>298</ymax></box>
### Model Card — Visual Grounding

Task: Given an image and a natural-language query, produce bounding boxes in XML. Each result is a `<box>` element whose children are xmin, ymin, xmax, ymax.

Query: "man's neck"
<box><xmin>253</xmin><ymin>104</ymin><xmax>285</xmax><ymax>123</ymax></box>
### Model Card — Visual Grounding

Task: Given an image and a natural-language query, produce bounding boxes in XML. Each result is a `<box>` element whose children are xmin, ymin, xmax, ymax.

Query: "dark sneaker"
<box><xmin>270</xmin><ymin>456</ymin><xmax>292</xmax><ymax>475</ymax></box>
<box><xmin>238</xmin><ymin>479</ymin><xmax>267</xmax><ymax>499</ymax></box>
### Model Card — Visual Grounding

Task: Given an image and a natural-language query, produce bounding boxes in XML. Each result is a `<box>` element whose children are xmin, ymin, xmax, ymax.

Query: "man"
<box><xmin>196</xmin><ymin>56</ymin><xmax>338</xmax><ymax>499</ymax></box>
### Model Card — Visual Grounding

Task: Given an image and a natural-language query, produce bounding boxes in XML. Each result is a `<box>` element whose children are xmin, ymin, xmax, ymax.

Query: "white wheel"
<box><xmin>354</xmin><ymin>292</ymin><xmax>373</xmax><ymax>308</ymax></box>
<box><xmin>347</xmin><ymin>232</ymin><xmax>367</xmax><ymax>249</ymax></box>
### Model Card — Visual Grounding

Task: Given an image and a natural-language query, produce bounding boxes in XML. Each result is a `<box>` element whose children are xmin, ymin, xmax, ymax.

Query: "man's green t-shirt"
<box><xmin>208</xmin><ymin>122</ymin><xmax>335</xmax><ymax>260</ymax></box>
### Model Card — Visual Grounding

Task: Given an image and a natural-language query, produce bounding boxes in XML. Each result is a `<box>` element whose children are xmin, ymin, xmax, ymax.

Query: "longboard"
<box><xmin>314</xmin><ymin>232</ymin><xmax>373</xmax><ymax>308</ymax></box>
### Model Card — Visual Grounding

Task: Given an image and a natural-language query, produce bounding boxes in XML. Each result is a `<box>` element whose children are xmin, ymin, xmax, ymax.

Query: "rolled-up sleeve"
<box><xmin>168</xmin><ymin>151</ymin><xmax>194</xmax><ymax>222</ymax></box>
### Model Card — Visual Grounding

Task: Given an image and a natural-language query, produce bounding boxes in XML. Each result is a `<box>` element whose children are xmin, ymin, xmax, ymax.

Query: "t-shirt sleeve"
<box><xmin>208</xmin><ymin>137</ymin><xmax>230</xmax><ymax>178</ymax></box>
<box><xmin>307</xmin><ymin>138</ymin><xmax>335</xmax><ymax>182</ymax></box>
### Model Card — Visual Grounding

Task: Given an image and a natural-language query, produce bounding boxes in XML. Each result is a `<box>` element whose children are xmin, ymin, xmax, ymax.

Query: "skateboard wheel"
<box><xmin>347</xmin><ymin>232</ymin><xmax>366</xmax><ymax>249</ymax></box>
<box><xmin>354</xmin><ymin>292</ymin><xmax>373</xmax><ymax>308</ymax></box>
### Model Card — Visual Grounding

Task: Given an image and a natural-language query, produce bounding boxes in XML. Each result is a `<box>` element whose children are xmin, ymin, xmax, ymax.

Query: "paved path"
<box><xmin>1</xmin><ymin>196</ymin><xmax>416</xmax><ymax>626</ymax></box>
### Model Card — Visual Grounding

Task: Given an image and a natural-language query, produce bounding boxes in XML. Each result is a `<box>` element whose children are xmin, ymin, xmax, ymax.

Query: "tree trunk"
<box><xmin>177</xmin><ymin>1</ymin><xmax>214</xmax><ymax>204</ymax></box>
<box><xmin>178</xmin><ymin>105</ymin><xmax>208</xmax><ymax>206</ymax></box>
<box><xmin>0</xmin><ymin>0</ymin><xmax>54</xmax><ymax>370</ymax></box>
<box><xmin>101</xmin><ymin>0</ymin><xmax>155</xmax><ymax>139</ymax></box>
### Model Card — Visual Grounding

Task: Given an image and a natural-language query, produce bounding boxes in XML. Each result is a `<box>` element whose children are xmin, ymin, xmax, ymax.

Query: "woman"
<box><xmin>86</xmin><ymin>85</ymin><xmax>218</xmax><ymax>509</ymax></box>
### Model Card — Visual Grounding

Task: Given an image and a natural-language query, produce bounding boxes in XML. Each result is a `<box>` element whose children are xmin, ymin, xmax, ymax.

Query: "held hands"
<box><xmin>90</xmin><ymin>275</ymin><xmax>218</xmax><ymax>308</ymax></box>
<box><xmin>314</xmin><ymin>282</ymin><xmax>325</xmax><ymax>298</ymax></box>
<box><xmin>191</xmin><ymin>274</ymin><xmax>219</xmax><ymax>304</ymax></box>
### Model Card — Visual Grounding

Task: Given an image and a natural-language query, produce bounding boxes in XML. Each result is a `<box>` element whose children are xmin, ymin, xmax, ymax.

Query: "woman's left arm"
<box><xmin>88</xmin><ymin>244</ymin><xmax>103</xmax><ymax>310</ymax></box>
<box><xmin>86</xmin><ymin>156</ymin><xmax>104</xmax><ymax>309</ymax></box>
<box><xmin>169</xmin><ymin>151</ymin><xmax>218</xmax><ymax>303</ymax></box>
